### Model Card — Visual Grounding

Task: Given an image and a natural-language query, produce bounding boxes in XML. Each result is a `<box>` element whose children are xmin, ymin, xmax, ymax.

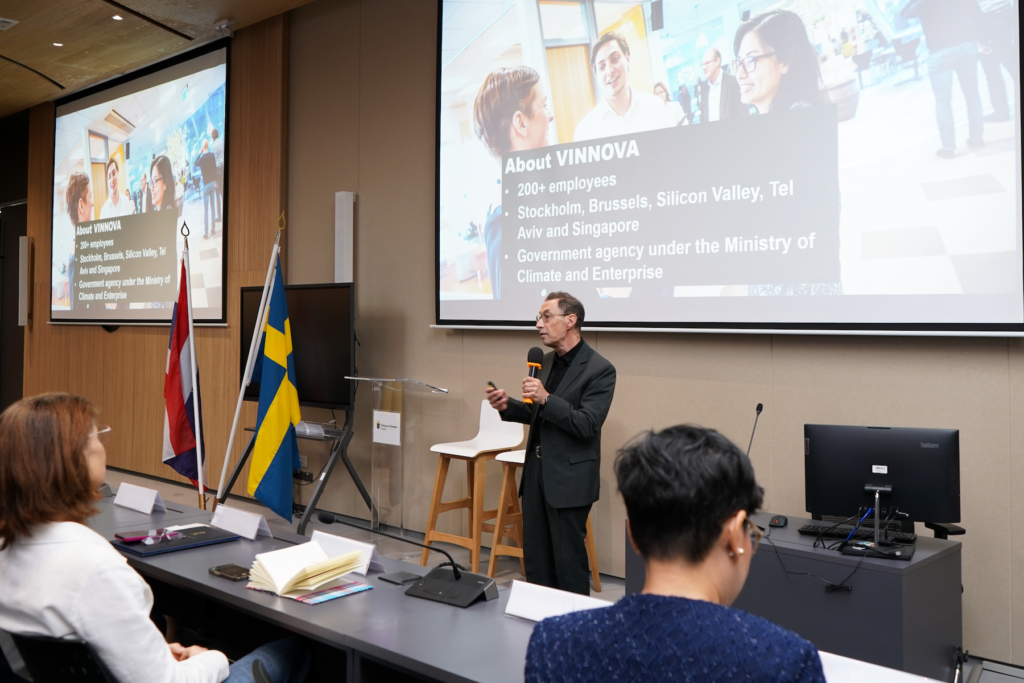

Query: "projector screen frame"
<box><xmin>50</xmin><ymin>38</ymin><xmax>232</xmax><ymax>326</ymax></box>
<box><xmin>431</xmin><ymin>2</ymin><xmax>1024</xmax><ymax>338</ymax></box>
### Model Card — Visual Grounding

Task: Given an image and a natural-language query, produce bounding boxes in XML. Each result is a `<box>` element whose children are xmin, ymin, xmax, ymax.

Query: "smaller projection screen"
<box><xmin>436</xmin><ymin>1</ymin><xmax>1023</xmax><ymax>333</ymax></box>
<box><xmin>51</xmin><ymin>45</ymin><xmax>228</xmax><ymax>323</ymax></box>
<box><xmin>240</xmin><ymin>284</ymin><xmax>356</xmax><ymax>411</ymax></box>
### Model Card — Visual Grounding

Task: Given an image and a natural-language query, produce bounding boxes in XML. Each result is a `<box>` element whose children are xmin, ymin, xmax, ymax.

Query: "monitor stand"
<box><xmin>840</xmin><ymin>487</ymin><xmax>915</xmax><ymax>561</ymax></box>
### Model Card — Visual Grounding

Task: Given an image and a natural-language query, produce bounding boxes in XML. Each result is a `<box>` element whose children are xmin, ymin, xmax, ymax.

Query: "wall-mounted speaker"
<box><xmin>335</xmin><ymin>191</ymin><xmax>354</xmax><ymax>284</ymax></box>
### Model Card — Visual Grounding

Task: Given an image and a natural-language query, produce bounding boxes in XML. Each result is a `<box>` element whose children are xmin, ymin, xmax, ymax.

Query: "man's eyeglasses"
<box><xmin>731</xmin><ymin>52</ymin><xmax>777</xmax><ymax>74</ymax></box>
<box><xmin>141</xmin><ymin>529</ymin><xmax>183</xmax><ymax>546</ymax></box>
<box><xmin>535</xmin><ymin>313</ymin><xmax>568</xmax><ymax>323</ymax></box>
<box><xmin>90</xmin><ymin>425</ymin><xmax>112</xmax><ymax>445</ymax></box>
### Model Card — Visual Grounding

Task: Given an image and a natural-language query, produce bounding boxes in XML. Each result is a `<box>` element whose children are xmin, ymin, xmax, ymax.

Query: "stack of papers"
<box><xmin>248</xmin><ymin>541</ymin><xmax>362</xmax><ymax>597</ymax></box>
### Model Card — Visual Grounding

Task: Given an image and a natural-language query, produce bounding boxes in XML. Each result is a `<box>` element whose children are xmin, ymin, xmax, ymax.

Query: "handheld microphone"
<box><xmin>524</xmin><ymin>347</ymin><xmax>544</xmax><ymax>405</ymax></box>
<box><xmin>746</xmin><ymin>403</ymin><xmax>763</xmax><ymax>457</ymax></box>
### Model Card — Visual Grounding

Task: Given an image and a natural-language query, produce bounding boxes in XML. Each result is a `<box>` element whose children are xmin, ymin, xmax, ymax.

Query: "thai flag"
<box><xmin>162</xmin><ymin>259</ymin><xmax>206</xmax><ymax>486</ymax></box>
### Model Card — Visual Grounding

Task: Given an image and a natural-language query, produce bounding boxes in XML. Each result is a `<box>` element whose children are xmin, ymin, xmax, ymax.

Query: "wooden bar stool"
<box><xmin>486</xmin><ymin>449</ymin><xmax>602</xmax><ymax>592</ymax></box>
<box><xmin>421</xmin><ymin>400</ymin><xmax>524</xmax><ymax>574</ymax></box>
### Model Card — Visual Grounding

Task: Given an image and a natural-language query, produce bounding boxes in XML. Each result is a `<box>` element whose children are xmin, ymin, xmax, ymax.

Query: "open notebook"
<box><xmin>247</xmin><ymin>541</ymin><xmax>364</xmax><ymax>598</ymax></box>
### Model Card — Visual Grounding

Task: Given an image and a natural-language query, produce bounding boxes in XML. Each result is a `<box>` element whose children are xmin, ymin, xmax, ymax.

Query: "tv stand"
<box><xmin>217</xmin><ymin>409</ymin><xmax>375</xmax><ymax>535</ymax></box>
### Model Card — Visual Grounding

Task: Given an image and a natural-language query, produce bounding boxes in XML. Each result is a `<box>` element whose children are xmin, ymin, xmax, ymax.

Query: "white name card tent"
<box><xmin>311</xmin><ymin>530</ymin><xmax>384</xmax><ymax>575</ymax></box>
<box><xmin>210</xmin><ymin>505</ymin><xmax>273</xmax><ymax>540</ymax></box>
<box><xmin>504</xmin><ymin>580</ymin><xmax>608</xmax><ymax>622</ymax></box>
<box><xmin>818</xmin><ymin>652</ymin><xmax>942</xmax><ymax>683</ymax></box>
<box><xmin>113</xmin><ymin>482</ymin><xmax>167</xmax><ymax>514</ymax></box>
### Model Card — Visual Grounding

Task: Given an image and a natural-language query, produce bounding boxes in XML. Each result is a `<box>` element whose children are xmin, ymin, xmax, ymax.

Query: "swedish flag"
<box><xmin>247</xmin><ymin>255</ymin><xmax>302</xmax><ymax>520</ymax></box>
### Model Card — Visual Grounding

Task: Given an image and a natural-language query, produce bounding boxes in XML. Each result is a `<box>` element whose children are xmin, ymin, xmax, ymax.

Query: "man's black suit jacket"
<box><xmin>698</xmin><ymin>71</ymin><xmax>750</xmax><ymax>122</ymax></box>
<box><xmin>501</xmin><ymin>340</ymin><xmax>616</xmax><ymax>509</ymax></box>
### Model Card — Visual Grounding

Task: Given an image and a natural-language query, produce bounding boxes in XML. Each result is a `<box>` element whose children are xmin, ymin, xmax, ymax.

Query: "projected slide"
<box><xmin>437</xmin><ymin>1</ymin><xmax>1022</xmax><ymax>328</ymax></box>
<box><xmin>52</xmin><ymin>48</ymin><xmax>227</xmax><ymax>323</ymax></box>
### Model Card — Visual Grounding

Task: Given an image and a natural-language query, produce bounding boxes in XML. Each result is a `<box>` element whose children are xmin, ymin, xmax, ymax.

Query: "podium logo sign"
<box><xmin>372</xmin><ymin>410</ymin><xmax>401</xmax><ymax>446</ymax></box>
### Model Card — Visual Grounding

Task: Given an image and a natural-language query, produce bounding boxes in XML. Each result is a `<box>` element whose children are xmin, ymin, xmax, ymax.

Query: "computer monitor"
<box><xmin>804</xmin><ymin>424</ymin><xmax>960</xmax><ymax>524</ymax></box>
<box><xmin>240</xmin><ymin>283</ymin><xmax>355</xmax><ymax>411</ymax></box>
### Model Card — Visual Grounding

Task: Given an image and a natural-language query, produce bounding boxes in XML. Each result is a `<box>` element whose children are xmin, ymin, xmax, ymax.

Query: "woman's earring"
<box><xmin>729</xmin><ymin>551</ymin><xmax>735</xmax><ymax>558</ymax></box>
<box><xmin>738</xmin><ymin>548</ymin><xmax>745</xmax><ymax>555</ymax></box>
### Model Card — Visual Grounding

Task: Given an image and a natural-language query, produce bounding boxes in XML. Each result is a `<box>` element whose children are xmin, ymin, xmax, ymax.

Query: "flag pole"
<box><xmin>214</xmin><ymin>219</ymin><xmax>284</xmax><ymax>509</ymax></box>
<box><xmin>181</xmin><ymin>224</ymin><xmax>206</xmax><ymax>510</ymax></box>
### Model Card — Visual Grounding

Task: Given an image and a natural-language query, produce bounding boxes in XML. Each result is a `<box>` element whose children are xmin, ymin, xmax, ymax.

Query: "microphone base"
<box><xmin>404</xmin><ymin>566</ymin><xmax>499</xmax><ymax>608</ymax></box>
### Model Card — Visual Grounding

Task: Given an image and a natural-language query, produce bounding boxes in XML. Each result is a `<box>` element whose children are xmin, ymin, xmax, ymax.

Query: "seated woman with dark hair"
<box><xmin>525</xmin><ymin>425</ymin><xmax>826</xmax><ymax>683</ymax></box>
<box><xmin>0</xmin><ymin>393</ymin><xmax>310</xmax><ymax>683</ymax></box>
<box><xmin>732</xmin><ymin>10</ymin><xmax>827</xmax><ymax>113</ymax></box>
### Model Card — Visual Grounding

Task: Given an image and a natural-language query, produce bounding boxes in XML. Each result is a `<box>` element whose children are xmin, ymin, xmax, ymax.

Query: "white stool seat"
<box><xmin>430</xmin><ymin>400</ymin><xmax>523</xmax><ymax>458</ymax></box>
<box><xmin>496</xmin><ymin>449</ymin><xmax>526</xmax><ymax>464</ymax></box>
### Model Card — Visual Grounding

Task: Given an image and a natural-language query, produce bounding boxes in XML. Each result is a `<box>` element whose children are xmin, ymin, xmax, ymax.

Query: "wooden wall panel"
<box><xmin>23</xmin><ymin>15</ymin><xmax>289</xmax><ymax>499</ymax></box>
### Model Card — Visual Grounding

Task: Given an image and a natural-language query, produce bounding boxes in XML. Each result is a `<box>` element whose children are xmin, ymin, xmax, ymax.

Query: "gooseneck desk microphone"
<box><xmin>317</xmin><ymin>512</ymin><xmax>497</xmax><ymax>608</ymax></box>
<box><xmin>746</xmin><ymin>402</ymin><xmax>763</xmax><ymax>457</ymax></box>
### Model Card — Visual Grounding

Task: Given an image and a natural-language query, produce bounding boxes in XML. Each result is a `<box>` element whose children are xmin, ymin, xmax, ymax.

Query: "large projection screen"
<box><xmin>52</xmin><ymin>44</ymin><xmax>228</xmax><ymax>324</ymax></box>
<box><xmin>436</xmin><ymin>1</ymin><xmax>1023</xmax><ymax>333</ymax></box>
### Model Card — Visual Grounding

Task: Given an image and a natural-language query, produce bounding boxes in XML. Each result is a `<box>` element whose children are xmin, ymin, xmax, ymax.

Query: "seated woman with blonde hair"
<box><xmin>0</xmin><ymin>393</ymin><xmax>309</xmax><ymax>683</ymax></box>
<box><xmin>526</xmin><ymin>424</ymin><xmax>826</xmax><ymax>682</ymax></box>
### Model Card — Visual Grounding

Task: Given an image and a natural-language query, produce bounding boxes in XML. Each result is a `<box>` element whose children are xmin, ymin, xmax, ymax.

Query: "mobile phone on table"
<box><xmin>115</xmin><ymin>530</ymin><xmax>158</xmax><ymax>542</ymax></box>
<box><xmin>209</xmin><ymin>564</ymin><xmax>250</xmax><ymax>581</ymax></box>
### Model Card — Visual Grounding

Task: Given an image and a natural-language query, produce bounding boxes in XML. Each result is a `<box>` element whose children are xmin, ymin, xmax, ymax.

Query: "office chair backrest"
<box><xmin>10</xmin><ymin>632</ymin><xmax>117</xmax><ymax>683</ymax></box>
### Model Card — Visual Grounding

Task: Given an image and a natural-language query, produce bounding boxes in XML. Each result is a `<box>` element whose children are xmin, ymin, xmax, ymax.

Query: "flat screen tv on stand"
<box><xmin>239</xmin><ymin>283</ymin><xmax>356</xmax><ymax>411</ymax></box>
<box><xmin>219</xmin><ymin>283</ymin><xmax>361</xmax><ymax>534</ymax></box>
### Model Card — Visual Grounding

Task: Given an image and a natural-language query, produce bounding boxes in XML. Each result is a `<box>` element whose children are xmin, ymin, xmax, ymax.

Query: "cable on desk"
<box><xmin>810</xmin><ymin>512</ymin><xmax>862</xmax><ymax>550</ymax></box>
<box><xmin>765</xmin><ymin>526</ymin><xmax>862</xmax><ymax>593</ymax></box>
<box><xmin>846</xmin><ymin>508</ymin><xmax>874</xmax><ymax>541</ymax></box>
<box><xmin>823</xmin><ymin>508</ymin><xmax>875</xmax><ymax>551</ymax></box>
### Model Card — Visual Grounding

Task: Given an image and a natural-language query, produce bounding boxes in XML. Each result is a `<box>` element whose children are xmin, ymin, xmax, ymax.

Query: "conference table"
<box><xmin>88</xmin><ymin>496</ymin><xmax>949</xmax><ymax>683</ymax></box>
<box><xmin>87</xmin><ymin>496</ymin><xmax>534</xmax><ymax>683</ymax></box>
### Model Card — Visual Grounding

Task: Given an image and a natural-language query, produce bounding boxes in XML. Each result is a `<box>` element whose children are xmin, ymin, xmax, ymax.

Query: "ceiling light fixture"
<box><xmin>213</xmin><ymin>19</ymin><xmax>234</xmax><ymax>38</ymax></box>
<box><xmin>53</xmin><ymin>42</ymin><xmax>63</xmax><ymax>46</ymax></box>
<box><xmin>112</xmin><ymin>14</ymin><xmax>123</xmax><ymax>20</ymax></box>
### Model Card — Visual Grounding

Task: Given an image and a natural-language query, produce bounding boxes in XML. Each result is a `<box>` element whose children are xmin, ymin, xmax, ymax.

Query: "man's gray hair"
<box><xmin>546</xmin><ymin>291</ymin><xmax>585</xmax><ymax>330</ymax></box>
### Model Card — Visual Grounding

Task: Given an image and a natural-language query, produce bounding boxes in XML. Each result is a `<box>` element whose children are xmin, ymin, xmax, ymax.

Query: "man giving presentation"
<box><xmin>486</xmin><ymin>292</ymin><xmax>616</xmax><ymax>595</ymax></box>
